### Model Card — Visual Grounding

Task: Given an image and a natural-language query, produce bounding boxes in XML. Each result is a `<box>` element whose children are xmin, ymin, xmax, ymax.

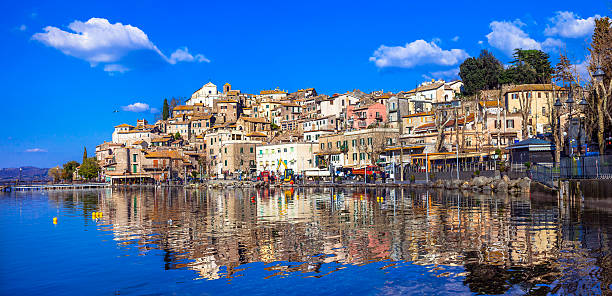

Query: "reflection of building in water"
<box><xmin>67</xmin><ymin>187</ymin><xmax>570</xmax><ymax>289</ymax></box>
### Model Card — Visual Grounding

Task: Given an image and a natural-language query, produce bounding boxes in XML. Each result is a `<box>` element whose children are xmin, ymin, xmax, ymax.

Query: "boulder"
<box><xmin>496</xmin><ymin>180</ymin><xmax>508</xmax><ymax>192</ymax></box>
<box><xmin>472</xmin><ymin>176</ymin><xmax>488</xmax><ymax>188</ymax></box>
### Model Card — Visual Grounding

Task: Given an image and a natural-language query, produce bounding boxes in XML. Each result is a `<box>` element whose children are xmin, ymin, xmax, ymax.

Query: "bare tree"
<box><xmin>517</xmin><ymin>88</ymin><xmax>532</xmax><ymax>139</ymax></box>
<box><xmin>434</xmin><ymin>109</ymin><xmax>451</xmax><ymax>153</ymax></box>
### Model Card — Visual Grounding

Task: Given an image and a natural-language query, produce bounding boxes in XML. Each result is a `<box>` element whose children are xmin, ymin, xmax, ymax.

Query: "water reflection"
<box><xmin>42</xmin><ymin>185</ymin><xmax>612</xmax><ymax>294</ymax></box>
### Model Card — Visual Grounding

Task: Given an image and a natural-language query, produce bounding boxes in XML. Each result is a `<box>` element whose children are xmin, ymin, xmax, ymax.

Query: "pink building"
<box><xmin>347</xmin><ymin>102</ymin><xmax>387</xmax><ymax>129</ymax></box>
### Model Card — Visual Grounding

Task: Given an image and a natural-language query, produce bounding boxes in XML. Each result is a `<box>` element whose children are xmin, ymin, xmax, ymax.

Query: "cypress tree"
<box><xmin>83</xmin><ymin>146</ymin><xmax>87</xmax><ymax>163</ymax></box>
<box><xmin>162</xmin><ymin>99</ymin><xmax>170</xmax><ymax>120</ymax></box>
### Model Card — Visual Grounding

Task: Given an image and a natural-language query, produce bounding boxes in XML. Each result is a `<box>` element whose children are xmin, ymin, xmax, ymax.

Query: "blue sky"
<box><xmin>1</xmin><ymin>0</ymin><xmax>608</xmax><ymax>168</ymax></box>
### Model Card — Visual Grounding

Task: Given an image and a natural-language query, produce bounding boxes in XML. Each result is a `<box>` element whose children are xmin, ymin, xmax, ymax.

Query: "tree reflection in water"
<box><xmin>44</xmin><ymin>183</ymin><xmax>612</xmax><ymax>295</ymax></box>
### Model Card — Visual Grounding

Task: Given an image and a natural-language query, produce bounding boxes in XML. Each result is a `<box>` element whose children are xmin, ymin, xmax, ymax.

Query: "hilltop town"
<box><xmin>95</xmin><ymin>78</ymin><xmax>574</xmax><ymax>185</ymax></box>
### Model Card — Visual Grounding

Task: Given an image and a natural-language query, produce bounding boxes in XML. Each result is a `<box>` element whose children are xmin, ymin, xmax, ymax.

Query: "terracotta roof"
<box><xmin>217</xmin><ymin>99</ymin><xmax>238</xmax><ymax>104</ymax></box>
<box><xmin>260</xmin><ymin>89</ymin><xmax>287</xmax><ymax>95</ymax></box>
<box><xmin>115</xmin><ymin>123</ymin><xmax>134</xmax><ymax>128</ymax></box>
<box><xmin>406</xmin><ymin>82</ymin><xmax>445</xmax><ymax>94</ymax></box>
<box><xmin>507</xmin><ymin>84</ymin><xmax>566</xmax><ymax>92</ymax></box>
<box><xmin>403</xmin><ymin>111</ymin><xmax>434</xmax><ymax>118</ymax></box>
<box><xmin>415</xmin><ymin>123</ymin><xmax>435</xmax><ymax>131</ymax></box>
<box><xmin>240</xmin><ymin>116</ymin><xmax>269</xmax><ymax>123</ymax></box>
<box><xmin>151</xmin><ymin>137</ymin><xmax>172</xmax><ymax>143</ymax></box>
<box><xmin>145</xmin><ymin>150</ymin><xmax>182</xmax><ymax>159</ymax></box>
<box><xmin>173</xmin><ymin>105</ymin><xmax>194</xmax><ymax>111</ymax></box>
<box><xmin>246</xmin><ymin>132</ymin><xmax>267</xmax><ymax>137</ymax></box>
<box><xmin>479</xmin><ymin>100</ymin><xmax>501</xmax><ymax>108</ymax></box>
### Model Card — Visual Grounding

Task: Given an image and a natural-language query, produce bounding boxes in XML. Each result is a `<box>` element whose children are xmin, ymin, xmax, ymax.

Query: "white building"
<box><xmin>256</xmin><ymin>143</ymin><xmax>315</xmax><ymax>174</ymax></box>
<box><xmin>186</xmin><ymin>82</ymin><xmax>219</xmax><ymax>108</ymax></box>
<box><xmin>319</xmin><ymin>94</ymin><xmax>359</xmax><ymax>118</ymax></box>
<box><xmin>302</xmin><ymin>115</ymin><xmax>338</xmax><ymax>132</ymax></box>
<box><xmin>112</xmin><ymin>123</ymin><xmax>160</xmax><ymax>145</ymax></box>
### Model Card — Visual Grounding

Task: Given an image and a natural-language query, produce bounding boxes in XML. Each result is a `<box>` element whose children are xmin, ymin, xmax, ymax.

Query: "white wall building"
<box><xmin>319</xmin><ymin>94</ymin><xmax>359</xmax><ymax>118</ymax></box>
<box><xmin>186</xmin><ymin>82</ymin><xmax>219</xmax><ymax>108</ymax></box>
<box><xmin>256</xmin><ymin>143</ymin><xmax>315</xmax><ymax>174</ymax></box>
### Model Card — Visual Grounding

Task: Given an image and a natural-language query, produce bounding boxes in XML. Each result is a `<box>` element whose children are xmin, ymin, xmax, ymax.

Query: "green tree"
<box><xmin>82</xmin><ymin>146</ymin><xmax>87</xmax><ymax>163</ymax></box>
<box><xmin>174</xmin><ymin>132</ymin><xmax>181</xmax><ymax>140</ymax></box>
<box><xmin>162</xmin><ymin>98</ymin><xmax>170</xmax><ymax>120</ymax></box>
<box><xmin>48</xmin><ymin>166</ymin><xmax>62</xmax><ymax>183</ymax></box>
<box><xmin>270</xmin><ymin>123</ymin><xmax>280</xmax><ymax>130</ymax></box>
<box><xmin>61</xmin><ymin>161</ymin><xmax>80</xmax><ymax>181</ymax></box>
<box><xmin>79</xmin><ymin>157</ymin><xmax>100</xmax><ymax>180</ymax></box>
<box><xmin>500</xmin><ymin>49</ymin><xmax>553</xmax><ymax>85</ymax></box>
<box><xmin>459</xmin><ymin>50</ymin><xmax>504</xmax><ymax>96</ymax></box>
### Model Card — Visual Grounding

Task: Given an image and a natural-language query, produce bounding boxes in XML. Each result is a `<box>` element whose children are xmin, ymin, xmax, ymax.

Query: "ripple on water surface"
<box><xmin>0</xmin><ymin>186</ymin><xmax>611</xmax><ymax>295</ymax></box>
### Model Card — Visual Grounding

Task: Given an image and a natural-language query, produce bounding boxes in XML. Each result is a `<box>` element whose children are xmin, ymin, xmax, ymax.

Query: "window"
<box><xmin>132</xmin><ymin>154</ymin><xmax>137</xmax><ymax>162</ymax></box>
<box><xmin>240</xmin><ymin>147</ymin><xmax>244</xmax><ymax>153</ymax></box>
<box><xmin>284</xmin><ymin>148</ymin><xmax>287</xmax><ymax>152</ymax></box>
<box><xmin>224</xmin><ymin>148</ymin><xmax>227</xmax><ymax>153</ymax></box>
<box><xmin>359</xmin><ymin>153</ymin><xmax>365</xmax><ymax>160</ymax></box>
<box><xmin>359</xmin><ymin>138</ymin><xmax>365</xmax><ymax>145</ymax></box>
<box><xmin>352</xmin><ymin>139</ymin><xmax>356</xmax><ymax>147</ymax></box>
<box><xmin>327</xmin><ymin>143</ymin><xmax>332</xmax><ymax>149</ymax></box>
<box><xmin>367</xmin><ymin>137</ymin><xmax>372</xmax><ymax>145</ymax></box>
<box><xmin>132</xmin><ymin>164</ymin><xmax>137</xmax><ymax>173</ymax></box>
<box><xmin>353</xmin><ymin>153</ymin><xmax>357</xmax><ymax>161</ymax></box>
<box><xmin>336</xmin><ymin>141</ymin><xmax>341</xmax><ymax>148</ymax></box>
<box><xmin>224</xmin><ymin>160</ymin><xmax>227</xmax><ymax>166</ymax></box>
<box><xmin>321</xmin><ymin>143</ymin><xmax>325</xmax><ymax>150</ymax></box>
<box><xmin>506</xmin><ymin>119</ymin><xmax>515</xmax><ymax>128</ymax></box>
<box><xmin>542</xmin><ymin>107</ymin><xmax>546</xmax><ymax>115</ymax></box>
<box><xmin>250</xmin><ymin>147</ymin><xmax>254</xmax><ymax>153</ymax></box>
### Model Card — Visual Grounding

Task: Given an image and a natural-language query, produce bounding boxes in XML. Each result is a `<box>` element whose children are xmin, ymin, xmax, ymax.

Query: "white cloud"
<box><xmin>451</xmin><ymin>36</ymin><xmax>460</xmax><ymax>42</ymax></box>
<box><xmin>486</xmin><ymin>20</ymin><xmax>541</xmax><ymax>56</ymax></box>
<box><xmin>477</xmin><ymin>40</ymin><xmax>483</xmax><ymax>45</ymax></box>
<box><xmin>32</xmin><ymin>17</ymin><xmax>209</xmax><ymax>72</ymax></box>
<box><xmin>25</xmin><ymin>148</ymin><xmax>47</xmax><ymax>153</ymax></box>
<box><xmin>425</xmin><ymin>67</ymin><xmax>460</xmax><ymax>80</ymax></box>
<box><xmin>104</xmin><ymin>64</ymin><xmax>129</xmax><ymax>73</ymax></box>
<box><xmin>369</xmin><ymin>40</ymin><xmax>469</xmax><ymax>69</ymax></box>
<box><xmin>169</xmin><ymin>47</ymin><xmax>210</xmax><ymax>64</ymax></box>
<box><xmin>542</xmin><ymin>38</ymin><xmax>565</xmax><ymax>52</ymax></box>
<box><xmin>150</xmin><ymin>107</ymin><xmax>160</xmax><ymax>114</ymax></box>
<box><xmin>545</xmin><ymin>11</ymin><xmax>600</xmax><ymax>38</ymax></box>
<box><xmin>121</xmin><ymin>102</ymin><xmax>150</xmax><ymax>112</ymax></box>
<box><xmin>18</xmin><ymin>24</ymin><xmax>27</xmax><ymax>31</ymax></box>
<box><xmin>431</xmin><ymin>37</ymin><xmax>442</xmax><ymax>45</ymax></box>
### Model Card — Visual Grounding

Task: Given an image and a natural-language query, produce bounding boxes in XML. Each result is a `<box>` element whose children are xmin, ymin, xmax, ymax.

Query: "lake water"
<box><xmin>1</xmin><ymin>186</ymin><xmax>611</xmax><ymax>295</ymax></box>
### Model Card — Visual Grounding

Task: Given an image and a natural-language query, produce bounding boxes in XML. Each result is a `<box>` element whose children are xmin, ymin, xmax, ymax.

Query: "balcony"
<box><xmin>142</xmin><ymin>165</ymin><xmax>171</xmax><ymax>171</ymax></box>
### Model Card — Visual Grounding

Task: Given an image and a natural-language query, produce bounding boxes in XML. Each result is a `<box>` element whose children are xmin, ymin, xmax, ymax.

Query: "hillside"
<box><xmin>0</xmin><ymin>167</ymin><xmax>51</xmax><ymax>182</ymax></box>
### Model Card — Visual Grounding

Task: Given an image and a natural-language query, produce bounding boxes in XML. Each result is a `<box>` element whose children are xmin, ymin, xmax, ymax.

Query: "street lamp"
<box><xmin>593</xmin><ymin>66</ymin><xmax>605</xmax><ymax>83</ymax></box>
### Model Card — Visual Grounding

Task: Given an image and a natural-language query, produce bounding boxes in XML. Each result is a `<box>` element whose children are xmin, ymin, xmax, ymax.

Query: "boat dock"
<box><xmin>2</xmin><ymin>183</ymin><xmax>109</xmax><ymax>192</ymax></box>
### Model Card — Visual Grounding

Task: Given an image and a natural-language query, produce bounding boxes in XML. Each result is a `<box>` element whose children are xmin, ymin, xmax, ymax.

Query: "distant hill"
<box><xmin>0</xmin><ymin>167</ymin><xmax>51</xmax><ymax>182</ymax></box>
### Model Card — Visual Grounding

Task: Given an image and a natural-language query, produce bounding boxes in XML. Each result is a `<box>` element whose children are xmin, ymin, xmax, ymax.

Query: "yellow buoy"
<box><xmin>53</xmin><ymin>217</ymin><xmax>57</xmax><ymax>224</ymax></box>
